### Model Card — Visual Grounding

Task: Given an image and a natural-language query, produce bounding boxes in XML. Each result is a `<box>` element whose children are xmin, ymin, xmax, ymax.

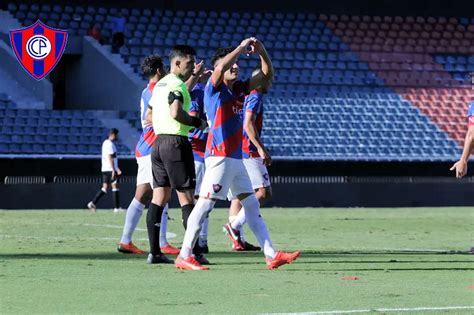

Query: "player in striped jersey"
<box><xmin>175</xmin><ymin>38</ymin><xmax>300</xmax><ymax>270</ymax></box>
<box><xmin>224</xmin><ymin>66</ymin><xmax>273</xmax><ymax>251</ymax></box>
<box><xmin>188</xmin><ymin>69</ymin><xmax>212</xmax><ymax>252</ymax></box>
<box><xmin>117</xmin><ymin>55</ymin><xmax>179</xmax><ymax>257</ymax></box>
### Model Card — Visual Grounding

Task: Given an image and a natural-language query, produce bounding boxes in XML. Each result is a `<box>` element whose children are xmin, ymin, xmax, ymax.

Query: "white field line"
<box><xmin>265</xmin><ymin>305</ymin><xmax>474</xmax><ymax>314</ymax></box>
<box><xmin>0</xmin><ymin>234</ymin><xmax>150</xmax><ymax>241</ymax></box>
<box><xmin>80</xmin><ymin>223</ymin><xmax>177</xmax><ymax>239</ymax></box>
<box><xmin>81</xmin><ymin>223</ymin><xmax>147</xmax><ymax>232</ymax></box>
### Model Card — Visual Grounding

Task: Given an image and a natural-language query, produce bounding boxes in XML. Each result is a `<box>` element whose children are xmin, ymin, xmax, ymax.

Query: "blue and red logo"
<box><xmin>9</xmin><ymin>20</ymin><xmax>68</xmax><ymax>80</ymax></box>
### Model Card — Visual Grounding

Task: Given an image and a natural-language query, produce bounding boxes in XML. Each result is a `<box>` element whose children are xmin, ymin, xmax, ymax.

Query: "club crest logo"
<box><xmin>9</xmin><ymin>20</ymin><xmax>68</xmax><ymax>80</ymax></box>
<box><xmin>212</xmin><ymin>184</ymin><xmax>222</xmax><ymax>193</ymax></box>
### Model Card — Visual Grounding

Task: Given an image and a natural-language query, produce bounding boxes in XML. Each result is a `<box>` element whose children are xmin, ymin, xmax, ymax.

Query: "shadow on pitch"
<box><xmin>0</xmin><ymin>250</ymin><xmax>472</xmax><ymax>265</ymax></box>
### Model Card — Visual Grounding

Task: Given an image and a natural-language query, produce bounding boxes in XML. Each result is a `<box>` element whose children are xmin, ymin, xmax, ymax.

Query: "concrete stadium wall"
<box><xmin>1</xmin><ymin>181</ymin><xmax>473</xmax><ymax>209</ymax></box>
<box><xmin>0</xmin><ymin>38</ymin><xmax>53</xmax><ymax>108</ymax></box>
<box><xmin>65</xmin><ymin>37</ymin><xmax>143</xmax><ymax>111</ymax></box>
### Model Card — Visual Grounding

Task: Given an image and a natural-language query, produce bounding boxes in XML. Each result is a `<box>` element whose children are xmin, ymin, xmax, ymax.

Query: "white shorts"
<box><xmin>243</xmin><ymin>157</ymin><xmax>271</xmax><ymax>189</ymax></box>
<box><xmin>194</xmin><ymin>160</ymin><xmax>205</xmax><ymax>197</ymax></box>
<box><xmin>136</xmin><ymin>155</ymin><xmax>153</xmax><ymax>186</ymax></box>
<box><xmin>200</xmin><ymin>156</ymin><xmax>254</xmax><ymax>200</ymax></box>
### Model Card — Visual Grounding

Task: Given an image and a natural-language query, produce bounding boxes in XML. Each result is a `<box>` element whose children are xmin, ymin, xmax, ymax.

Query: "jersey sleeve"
<box><xmin>245</xmin><ymin>94</ymin><xmax>261</xmax><ymax>114</ymax></box>
<box><xmin>103</xmin><ymin>141</ymin><xmax>115</xmax><ymax>155</ymax></box>
<box><xmin>169</xmin><ymin>80</ymin><xmax>185</xmax><ymax>97</ymax></box>
<box><xmin>468</xmin><ymin>101</ymin><xmax>474</xmax><ymax>126</ymax></box>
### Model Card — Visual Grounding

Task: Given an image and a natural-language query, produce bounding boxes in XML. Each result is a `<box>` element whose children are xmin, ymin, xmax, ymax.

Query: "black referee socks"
<box><xmin>181</xmin><ymin>204</ymin><xmax>194</xmax><ymax>230</ymax></box>
<box><xmin>147</xmin><ymin>203</ymin><xmax>164</xmax><ymax>256</ymax></box>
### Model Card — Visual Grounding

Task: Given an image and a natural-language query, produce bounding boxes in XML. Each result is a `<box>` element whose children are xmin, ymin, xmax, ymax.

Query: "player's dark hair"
<box><xmin>168</xmin><ymin>45</ymin><xmax>196</xmax><ymax>62</ymax></box>
<box><xmin>109</xmin><ymin>128</ymin><xmax>119</xmax><ymax>136</ymax></box>
<box><xmin>211</xmin><ymin>47</ymin><xmax>234</xmax><ymax>67</ymax></box>
<box><xmin>141</xmin><ymin>54</ymin><xmax>165</xmax><ymax>78</ymax></box>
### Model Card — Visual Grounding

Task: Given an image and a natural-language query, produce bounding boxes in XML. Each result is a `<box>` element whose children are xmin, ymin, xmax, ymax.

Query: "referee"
<box><xmin>146</xmin><ymin>45</ymin><xmax>207</xmax><ymax>264</ymax></box>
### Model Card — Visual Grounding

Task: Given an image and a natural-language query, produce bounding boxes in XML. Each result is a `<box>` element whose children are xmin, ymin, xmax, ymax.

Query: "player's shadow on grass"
<box><xmin>0</xmin><ymin>249</ymin><xmax>472</xmax><ymax>265</ymax></box>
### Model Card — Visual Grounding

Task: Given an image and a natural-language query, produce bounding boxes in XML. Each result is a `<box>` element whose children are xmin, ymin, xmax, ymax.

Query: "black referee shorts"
<box><xmin>102</xmin><ymin>171</ymin><xmax>119</xmax><ymax>184</ymax></box>
<box><xmin>151</xmin><ymin>135</ymin><xmax>196</xmax><ymax>191</ymax></box>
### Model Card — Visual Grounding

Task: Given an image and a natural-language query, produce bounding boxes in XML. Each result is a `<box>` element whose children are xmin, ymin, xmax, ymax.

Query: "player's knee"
<box><xmin>135</xmin><ymin>184</ymin><xmax>152</xmax><ymax>204</ymax></box>
<box><xmin>258</xmin><ymin>187</ymin><xmax>272</xmax><ymax>203</ymax></box>
<box><xmin>239</xmin><ymin>193</ymin><xmax>260</xmax><ymax>212</ymax></box>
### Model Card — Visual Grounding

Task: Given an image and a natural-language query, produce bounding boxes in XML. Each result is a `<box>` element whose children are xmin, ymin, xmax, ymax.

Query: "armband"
<box><xmin>168</xmin><ymin>91</ymin><xmax>184</xmax><ymax>105</ymax></box>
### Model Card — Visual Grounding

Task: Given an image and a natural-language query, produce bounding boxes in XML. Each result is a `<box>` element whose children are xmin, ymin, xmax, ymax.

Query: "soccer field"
<box><xmin>1</xmin><ymin>207</ymin><xmax>473</xmax><ymax>314</ymax></box>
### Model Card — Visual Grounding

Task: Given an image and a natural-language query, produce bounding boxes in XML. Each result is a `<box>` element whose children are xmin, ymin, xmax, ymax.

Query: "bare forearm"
<box><xmin>258</xmin><ymin>47</ymin><xmax>274</xmax><ymax>77</ymax></box>
<box><xmin>219</xmin><ymin>46</ymin><xmax>245</xmax><ymax>73</ymax></box>
<box><xmin>145</xmin><ymin>108</ymin><xmax>152</xmax><ymax>124</ymax></box>
<box><xmin>244</xmin><ymin>120</ymin><xmax>264</xmax><ymax>150</ymax></box>
<box><xmin>460</xmin><ymin>129</ymin><xmax>474</xmax><ymax>162</ymax></box>
<box><xmin>108</xmin><ymin>156</ymin><xmax>115</xmax><ymax>171</ymax></box>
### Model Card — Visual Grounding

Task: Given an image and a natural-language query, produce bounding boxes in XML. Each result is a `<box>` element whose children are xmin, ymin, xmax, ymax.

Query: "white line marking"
<box><xmin>0</xmin><ymin>234</ymin><xmax>151</xmax><ymax>241</ymax></box>
<box><xmin>81</xmin><ymin>223</ymin><xmax>147</xmax><ymax>232</ymax></box>
<box><xmin>266</xmin><ymin>306</ymin><xmax>474</xmax><ymax>314</ymax></box>
<box><xmin>80</xmin><ymin>223</ymin><xmax>176</xmax><ymax>239</ymax></box>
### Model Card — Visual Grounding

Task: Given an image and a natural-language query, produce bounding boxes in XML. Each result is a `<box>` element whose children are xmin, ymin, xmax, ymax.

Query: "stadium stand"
<box><xmin>0</xmin><ymin>101</ymin><xmax>131</xmax><ymax>155</ymax></box>
<box><xmin>1</xmin><ymin>2</ymin><xmax>472</xmax><ymax>161</ymax></box>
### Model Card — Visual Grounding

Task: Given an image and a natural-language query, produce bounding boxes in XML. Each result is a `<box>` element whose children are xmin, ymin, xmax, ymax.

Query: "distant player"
<box><xmin>146</xmin><ymin>45</ymin><xmax>208</xmax><ymax>264</ymax></box>
<box><xmin>117</xmin><ymin>55</ymin><xmax>180</xmax><ymax>255</ymax></box>
<box><xmin>450</xmin><ymin>74</ymin><xmax>474</xmax><ymax>178</ymax></box>
<box><xmin>188</xmin><ymin>69</ymin><xmax>212</xmax><ymax>252</ymax></box>
<box><xmin>87</xmin><ymin>128</ymin><xmax>122</xmax><ymax>212</ymax></box>
<box><xmin>175</xmin><ymin>38</ymin><xmax>300</xmax><ymax>270</ymax></box>
<box><xmin>224</xmin><ymin>66</ymin><xmax>273</xmax><ymax>252</ymax></box>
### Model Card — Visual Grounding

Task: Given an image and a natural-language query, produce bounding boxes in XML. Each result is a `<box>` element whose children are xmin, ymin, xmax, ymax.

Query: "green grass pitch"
<box><xmin>1</xmin><ymin>207</ymin><xmax>473</xmax><ymax>314</ymax></box>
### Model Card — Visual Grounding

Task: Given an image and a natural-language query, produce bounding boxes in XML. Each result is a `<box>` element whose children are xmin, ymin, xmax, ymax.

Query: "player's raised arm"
<box><xmin>211</xmin><ymin>37</ymin><xmax>256</xmax><ymax>87</ymax></box>
<box><xmin>249</xmin><ymin>40</ymin><xmax>274</xmax><ymax>91</ymax></box>
<box><xmin>185</xmin><ymin>61</ymin><xmax>205</xmax><ymax>91</ymax></box>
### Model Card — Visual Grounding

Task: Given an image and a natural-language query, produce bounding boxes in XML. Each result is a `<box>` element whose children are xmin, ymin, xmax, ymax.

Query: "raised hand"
<box><xmin>193</xmin><ymin>60</ymin><xmax>205</xmax><ymax>77</ymax></box>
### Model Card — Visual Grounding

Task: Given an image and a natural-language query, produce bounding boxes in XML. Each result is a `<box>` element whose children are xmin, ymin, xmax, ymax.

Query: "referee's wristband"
<box><xmin>191</xmin><ymin>116</ymin><xmax>202</xmax><ymax>128</ymax></box>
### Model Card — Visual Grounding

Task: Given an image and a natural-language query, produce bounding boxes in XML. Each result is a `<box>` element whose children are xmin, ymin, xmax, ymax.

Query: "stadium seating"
<box><xmin>2</xmin><ymin>2</ymin><xmax>471</xmax><ymax>161</ymax></box>
<box><xmin>0</xmin><ymin>102</ymin><xmax>131</xmax><ymax>155</ymax></box>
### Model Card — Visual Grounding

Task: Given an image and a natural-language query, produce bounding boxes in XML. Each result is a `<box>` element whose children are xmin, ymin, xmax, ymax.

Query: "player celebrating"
<box><xmin>224</xmin><ymin>66</ymin><xmax>273</xmax><ymax>252</ymax></box>
<box><xmin>189</xmin><ymin>69</ymin><xmax>212</xmax><ymax>252</ymax></box>
<box><xmin>87</xmin><ymin>128</ymin><xmax>122</xmax><ymax>212</ymax></box>
<box><xmin>175</xmin><ymin>38</ymin><xmax>300</xmax><ymax>270</ymax></box>
<box><xmin>117</xmin><ymin>55</ymin><xmax>180</xmax><ymax>255</ymax></box>
<box><xmin>146</xmin><ymin>45</ymin><xmax>208</xmax><ymax>264</ymax></box>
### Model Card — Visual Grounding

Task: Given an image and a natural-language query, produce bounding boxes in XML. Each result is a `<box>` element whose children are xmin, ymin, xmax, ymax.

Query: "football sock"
<box><xmin>112</xmin><ymin>188</ymin><xmax>120</xmax><ymax>209</ymax></box>
<box><xmin>240</xmin><ymin>195</ymin><xmax>276</xmax><ymax>258</ymax></box>
<box><xmin>181</xmin><ymin>204</ymin><xmax>194</xmax><ymax>230</ymax></box>
<box><xmin>120</xmin><ymin>198</ymin><xmax>145</xmax><ymax>244</ymax></box>
<box><xmin>180</xmin><ymin>198</ymin><xmax>215</xmax><ymax>258</ymax></box>
<box><xmin>159</xmin><ymin>205</ymin><xmax>169</xmax><ymax>247</ymax></box>
<box><xmin>92</xmin><ymin>187</ymin><xmax>106</xmax><ymax>204</ymax></box>
<box><xmin>199</xmin><ymin>215</ymin><xmax>209</xmax><ymax>245</ymax></box>
<box><xmin>231</xmin><ymin>210</ymin><xmax>247</xmax><ymax>242</ymax></box>
<box><xmin>146</xmin><ymin>203</ymin><xmax>164</xmax><ymax>256</ymax></box>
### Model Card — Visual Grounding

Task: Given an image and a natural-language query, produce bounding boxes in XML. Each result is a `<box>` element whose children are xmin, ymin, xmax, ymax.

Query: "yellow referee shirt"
<box><xmin>150</xmin><ymin>73</ymin><xmax>192</xmax><ymax>136</ymax></box>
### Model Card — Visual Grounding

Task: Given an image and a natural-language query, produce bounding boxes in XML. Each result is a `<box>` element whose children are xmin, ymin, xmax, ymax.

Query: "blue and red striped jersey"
<box><xmin>188</xmin><ymin>83</ymin><xmax>208</xmax><ymax>162</ymax></box>
<box><xmin>468</xmin><ymin>100</ymin><xmax>474</xmax><ymax>126</ymax></box>
<box><xmin>204</xmin><ymin>78</ymin><xmax>249</xmax><ymax>159</ymax></box>
<box><xmin>135</xmin><ymin>82</ymin><xmax>157</xmax><ymax>157</ymax></box>
<box><xmin>242</xmin><ymin>90</ymin><xmax>264</xmax><ymax>159</ymax></box>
